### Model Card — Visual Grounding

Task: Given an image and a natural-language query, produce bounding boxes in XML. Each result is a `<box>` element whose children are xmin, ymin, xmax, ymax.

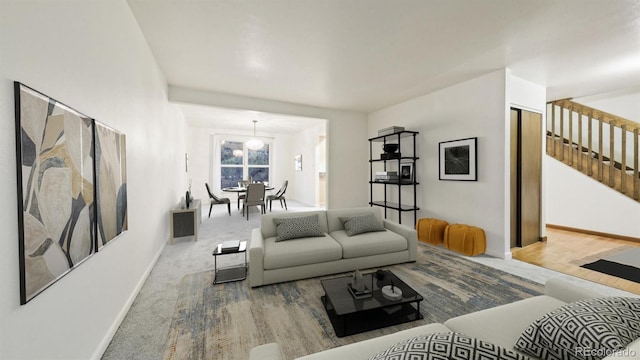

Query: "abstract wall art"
<box><xmin>95</xmin><ymin>122</ymin><xmax>127</xmax><ymax>249</ymax></box>
<box><xmin>439</xmin><ymin>137</ymin><xmax>478</xmax><ymax>181</ymax></box>
<box><xmin>14</xmin><ymin>82</ymin><xmax>96</xmax><ymax>304</ymax></box>
<box><xmin>14</xmin><ymin>82</ymin><xmax>128</xmax><ymax>304</ymax></box>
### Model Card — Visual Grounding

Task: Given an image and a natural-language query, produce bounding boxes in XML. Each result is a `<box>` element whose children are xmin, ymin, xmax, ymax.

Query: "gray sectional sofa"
<box><xmin>250</xmin><ymin>278</ymin><xmax>640</xmax><ymax>359</ymax></box>
<box><xmin>249</xmin><ymin>207</ymin><xmax>417</xmax><ymax>288</ymax></box>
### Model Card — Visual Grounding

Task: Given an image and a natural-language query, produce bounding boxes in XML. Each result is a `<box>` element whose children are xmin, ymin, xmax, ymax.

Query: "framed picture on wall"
<box><xmin>439</xmin><ymin>137</ymin><xmax>477</xmax><ymax>181</ymax></box>
<box><xmin>295</xmin><ymin>154</ymin><xmax>302</xmax><ymax>171</ymax></box>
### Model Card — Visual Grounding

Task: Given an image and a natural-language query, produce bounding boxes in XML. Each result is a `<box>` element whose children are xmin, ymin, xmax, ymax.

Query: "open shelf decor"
<box><xmin>368</xmin><ymin>130</ymin><xmax>419</xmax><ymax>225</ymax></box>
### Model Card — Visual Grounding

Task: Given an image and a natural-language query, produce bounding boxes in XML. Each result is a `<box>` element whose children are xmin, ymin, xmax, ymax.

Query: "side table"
<box><xmin>212</xmin><ymin>241</ymin><xmax>247</xmax><ymax>284</ymax></box>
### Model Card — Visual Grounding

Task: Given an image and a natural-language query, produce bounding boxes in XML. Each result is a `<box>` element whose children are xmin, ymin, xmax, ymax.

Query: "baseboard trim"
<box><xmin>547</xmin><ymin>224</ymin><xmax>640</xmax><ymax>243</ymax></box>
<box><xmin>90</xmin><ymin>238</ymin><xmax>168</xmax><ymax>360</ymax></box>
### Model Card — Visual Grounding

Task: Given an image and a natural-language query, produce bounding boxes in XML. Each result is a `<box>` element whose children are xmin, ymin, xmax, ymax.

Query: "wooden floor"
<box><xmin>511</xmin><ymin>227</ymin><xmax>640</xmax><ymax>295</ymax></box>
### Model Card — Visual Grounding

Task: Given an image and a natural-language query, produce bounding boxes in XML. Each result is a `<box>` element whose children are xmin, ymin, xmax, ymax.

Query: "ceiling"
<box><xmin>127</xmin><ymin>0</ymin><xmax>640</xmax><ymax>130</ymax></box>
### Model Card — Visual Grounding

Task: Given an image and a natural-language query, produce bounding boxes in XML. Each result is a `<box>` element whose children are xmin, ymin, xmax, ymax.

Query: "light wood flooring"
<box><xmin>511</xmin><ymin>227</ymin><xmax>640</xmax><ymax>295</ymax></box>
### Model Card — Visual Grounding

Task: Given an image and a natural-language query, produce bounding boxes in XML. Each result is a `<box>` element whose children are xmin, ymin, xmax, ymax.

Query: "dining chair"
<box><xmin>267</xmin><ymin>180</ymin><xmax>288</xmax><ymax>211</ymax></box>
<box><xmin>242</xmin><ymin>183</ymin><xmax>266</xmax><ymax>220</ymax></box>
<box><xmin>237</xmin><ymin>179</ymin><xmax>250</xmax><ymax>209</ymax></box>
<box><xmin>205</xmin><ymin>183</ymin><xmax>231</xmax><ymax>217</ymax></box>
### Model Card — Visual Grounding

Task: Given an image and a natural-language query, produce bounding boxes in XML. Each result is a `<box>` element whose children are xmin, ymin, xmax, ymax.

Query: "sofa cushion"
<box><xmin>444</xmin><ymin>295</ymin><xmax>567</xmax><ymax>351</ymax></box>
<box><xmin>330</xmin><ymin>229</ymin><xmax>407</xmax><ymax>259</ymax></box>
<box><xmin>261</xmin><ymin>211</ymin><xmax>329</xmax><ymax>239</ymax></box>
<box><xmin>273</xmin><ymin>214</ymin><xmax>324</xmax><ymax>241</ymax></box>
<box><xmin>326</xmin><ymin>207</ymin><xmax>383</xmax><ymax>233</ymax></box>
<box><xmin>514</xmin><ymin>297</ymin><xmax>640</xmax><ymax>360</ymax></box>
<box><xmin>263</xmin><ymin>234</ymin><xmax>342</xmax><ymax>270</ymax></box>
<box><xmin>339</xmin><ymin>213</ymin><xmax>385</xmax><ymax>236</ymax></box>
<box><xmin>369</xmin><ymin>332</ymin><xmax>528</xmax><ymax>360</ymax></box>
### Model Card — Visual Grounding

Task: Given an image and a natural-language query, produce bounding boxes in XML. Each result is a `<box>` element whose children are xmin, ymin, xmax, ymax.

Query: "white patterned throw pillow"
<box><xmin>273</xmin><ymin>214</ymin><xmax>324</xmax><ymax>241</ymax></box>
<box><xmin>515</xmin><ymin>297</ymin><xmax>640</xmax><ymax>360</ymax></box>
<box><xmin>339</xmin><ymin>213</ymin><xmax>385</xmax><ymax>236</ymax></box>
<box><xmin>369</xmin><ymin>332</ymin><xmax>528</xmax><ymax>360</ymax></box>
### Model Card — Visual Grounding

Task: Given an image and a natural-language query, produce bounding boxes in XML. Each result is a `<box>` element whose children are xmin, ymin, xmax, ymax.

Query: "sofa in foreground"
<box><xmin>249</xmin><ymin>207</ymin><xmax>417</xmax><ymax>287</ymax></box>
<box><xmin>250</xmin><ymin>278</ymin><xmax>640</xmax><ymax>359</ymax></box>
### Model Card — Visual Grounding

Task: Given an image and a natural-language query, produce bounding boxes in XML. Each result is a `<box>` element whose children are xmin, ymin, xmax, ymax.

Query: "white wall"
<box><xmin>0</xmin><ymin>2</ymin><xmax>185</xmax><ymax>359</ymax></box>
<box><xmin>170</xmin><ymin>86</ymin><xmax>369</xmax><ymax>209</ymax></box>
<box><xmin>545</xmin><ymin>90</ymin><xmax>640</xmax><ymax>238</ymax></box>
<box><xmin>546</xmin><ymin>157</ymin><xmax>640</xmax><ymax>238</ymax></box>
<box><xmin>368</xmin><ymin>70</ymin><xmax>509</xmax><ymax>257</ymax></box>
<box><xmin>290</xmin><ymin>124</ymin><xmax>326</xmax><ymax>206</ymax></box>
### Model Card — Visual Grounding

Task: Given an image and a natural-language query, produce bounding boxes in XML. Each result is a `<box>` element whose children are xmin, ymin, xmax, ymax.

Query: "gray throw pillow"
<box><xmin>273</xmin><ymin>214</ymin><xmax>324</xmax><ymax>241</ymax></box>
<box><xmin>369</xmin><ymin>332</ymin><xmax>528</xmax><ymax>360</ymax></box>
<box><xmin>339</xmin><ymin>213</ymin><xmax>385</xmax><ymax>236</ymax></box>
<box><xmin>515</xmin><ymin>297</ymin><xmax>640</xmax><ymax>360</ymax></box>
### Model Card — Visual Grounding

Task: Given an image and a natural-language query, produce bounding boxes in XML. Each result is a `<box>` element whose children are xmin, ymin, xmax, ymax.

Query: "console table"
<box><xmin>170</xmin><ymin>199</ymin><xmax>201</xmax><ymax>243</ymax></box>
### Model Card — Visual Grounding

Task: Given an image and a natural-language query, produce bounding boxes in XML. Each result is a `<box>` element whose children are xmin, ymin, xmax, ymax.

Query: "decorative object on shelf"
<box><xmin>376</xmin><ymin>269</ymin><xmax>387</xmax><ymax>280</ymax></box>
<box><xmin>185</xmin><ymin>191</ymin><xmax>191</xmax><ymax>208</ymax></box>
<box><xmin>400</xmin><ymin>161</ymin><xmax>414</xmax><ymax>182</ymax></box>
<box><xmin>294</xmin><ymin>154</ymin><xmax>302</xmax><ymax>171</ymax></box>
<box><xmin>246</xmin><ymin>120</ymin><xmax>264</xmax><ymax>150</ymax></box>
<box><xmin>381</xmin><ymin>143</ymin><xmax>400</xmax><ymax>159</ymax></box>
<box><xmin>378</xmin><ymin>126</ymin><xmax>405</xmax><ymax>136</ymax></box>
<box><xmin>381</xmin><ymin>280</ymin><xmax>403</xmax><ymax>301</ymax></box>
<box><xmin>439</xmin><ymin>137</ymin><xmax>478</xmax><ymax>181</ymax></box>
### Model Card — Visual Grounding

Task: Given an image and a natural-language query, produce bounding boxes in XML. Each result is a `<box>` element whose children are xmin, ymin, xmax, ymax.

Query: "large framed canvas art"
<box><xmin>14</xmin><ymin>82</ymin><xmax>96</xmax><ymax>304</ymax></box>
<box><xmin>95</xmin><ymin>122</ymin><xmax>127</xmax><ymax>248</ymax></box>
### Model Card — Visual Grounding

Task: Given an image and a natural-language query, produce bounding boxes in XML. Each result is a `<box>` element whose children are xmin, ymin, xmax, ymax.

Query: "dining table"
<box><xmin>222</xmin><ymin>185</ymin><xmax>276</xmax><ymax>213</ymax></box>
<box><xmin>222</xmin><ymin>185</ymin><xmax>275</xmax><ymax>193</ymax></box>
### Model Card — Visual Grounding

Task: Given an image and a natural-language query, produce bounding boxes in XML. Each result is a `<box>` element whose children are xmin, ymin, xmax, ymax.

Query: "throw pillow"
<box><xmin>369</xmin><ymin>332</ymin><xmax>528</xmax><ymax>360</ymax></box>
<box><xmin>273</xmin><ymin>214</ymin><xmax>324</xmax><ymax>241</ymax></box>
<box><xmin>514</xmin><ymin>297</ymin><xmax>640</xmax><ymax>360</ymax></box>
<box><xmin>339</xmin><ymin>213</ymin><xmax>385</xmax><ymax>236</ymax></box>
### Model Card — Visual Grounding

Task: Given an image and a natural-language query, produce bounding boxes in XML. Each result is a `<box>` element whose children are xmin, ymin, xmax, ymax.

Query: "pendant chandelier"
<box><xmin>246</xmin><ymin>120</ymin><xmax>264</xmax><ymax>150</ymax></box>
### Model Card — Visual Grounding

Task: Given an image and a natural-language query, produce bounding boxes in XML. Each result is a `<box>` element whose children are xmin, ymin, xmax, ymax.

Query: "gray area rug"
<box><xmin>570</xmin><ymin>245</ymin><xmax>636</xmax><ymax>266</ymax></box>
<box><xmin>162</xmin><ymin>243</ymin><xmax>544</xmax><ymax>360</ymax></box>
<box><xmin>604</xmin><ymin>247</ymin><xmax>640</xmax><ymax>267</ymax></box>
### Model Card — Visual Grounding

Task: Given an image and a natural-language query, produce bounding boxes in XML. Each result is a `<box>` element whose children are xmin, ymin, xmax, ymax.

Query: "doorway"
<box><xmin>510</xmin><ymin>108</ymin><xmax>543</xmax><ymax>248</ymax></box>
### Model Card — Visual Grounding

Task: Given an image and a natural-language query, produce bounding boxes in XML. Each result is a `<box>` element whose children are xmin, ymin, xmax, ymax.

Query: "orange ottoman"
<box><xmin>444</xmin><ymin>224</ymin><xmax>486</xmax><ymax>256</ymax></box>
<box><xmin>416</xmin><ymin>218</ymin><xmax>449</xmax><ymax>245</ymax></box>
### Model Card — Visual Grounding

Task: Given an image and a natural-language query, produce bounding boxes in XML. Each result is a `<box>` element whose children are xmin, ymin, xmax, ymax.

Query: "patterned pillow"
<box><xmin>273</xmin><ymin>214</ymin><xmax>324</xmax><ymax>241</ymax></box>
<box><xmin>369</xmin><ymin>332</ymin><xmax>528</xmax><ymax>360</ymax></box>
<box><xmin>339</xmin><ymin>213</ymin><xmax>385</xmax><ymax>236</ymax></box>
<box><xmin>515</xmin><ymin>297</ymin><xmax>640</xmax><ymax>360</ymax></box>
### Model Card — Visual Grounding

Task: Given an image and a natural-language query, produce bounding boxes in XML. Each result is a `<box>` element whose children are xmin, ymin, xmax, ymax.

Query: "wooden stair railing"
<box><xmin>547</xmin><ymin>99</ymin><xmax>640</xmax><ymax>202</ymax></box>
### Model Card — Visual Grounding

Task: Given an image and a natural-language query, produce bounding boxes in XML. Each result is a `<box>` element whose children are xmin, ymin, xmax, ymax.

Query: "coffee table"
<box><xmin>320</xmin><ymin>270</ymin><xmax>423</xmax><ymax>337</ymax></box>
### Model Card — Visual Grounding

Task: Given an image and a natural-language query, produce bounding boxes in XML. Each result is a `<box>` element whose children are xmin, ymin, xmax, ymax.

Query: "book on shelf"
<box><xmin>375</xmin><ymin>175</ymin><xmax>399</xmax><ymax>181</ymax></box>
<box><xmin>220</xmin><ymin>240</ymin><xmax>240</xmax><ymax>253</ymax></box>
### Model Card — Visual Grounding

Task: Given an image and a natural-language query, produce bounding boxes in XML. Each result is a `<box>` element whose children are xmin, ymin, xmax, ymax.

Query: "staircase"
<box><xmin>546</xmin><ymin>99</ymin><xmax>640</xmax><ymax>202</ymax></box>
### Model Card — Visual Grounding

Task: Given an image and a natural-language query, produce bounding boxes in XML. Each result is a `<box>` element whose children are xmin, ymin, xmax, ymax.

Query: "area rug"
<box><xmin>162</xmin><ymin>243</ymin><xmax>544</xmax><ymax>360</ymax></box>
<box><xmin>581</xmin><ymin>247</ymin><xmax>640</xmax><ymax>283</ymax></box>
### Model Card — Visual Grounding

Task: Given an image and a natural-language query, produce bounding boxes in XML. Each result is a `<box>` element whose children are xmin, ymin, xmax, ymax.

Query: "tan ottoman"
<box><xmin>416</xmin><ymin>218</ymin><xmax>449</xmax><ymax>245</ymax></box>
<box><xmin>444</xmin><ymin>224</ymin><xmax>486</xmax><ymax>256</ymax></box>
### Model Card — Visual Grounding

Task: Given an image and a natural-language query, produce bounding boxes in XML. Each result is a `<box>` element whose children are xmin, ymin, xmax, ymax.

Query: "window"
<box><xmin>220</xmin><ymin>140</ymin><xmax>270</xmax><ymax>188</ymax></box>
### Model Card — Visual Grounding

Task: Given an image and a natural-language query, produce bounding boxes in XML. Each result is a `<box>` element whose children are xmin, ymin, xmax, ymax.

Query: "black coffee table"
<box><xmin>320</xmin><ymin>270</ymin><xmax>423</xmax><ymax>337</ymax></box>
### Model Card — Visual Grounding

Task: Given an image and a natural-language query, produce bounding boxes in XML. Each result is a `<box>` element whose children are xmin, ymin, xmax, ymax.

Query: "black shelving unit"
<box><xmin>369</xmin><ymin>131</ymin><xmax>419</xmax><ymax>225</ymax></box>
